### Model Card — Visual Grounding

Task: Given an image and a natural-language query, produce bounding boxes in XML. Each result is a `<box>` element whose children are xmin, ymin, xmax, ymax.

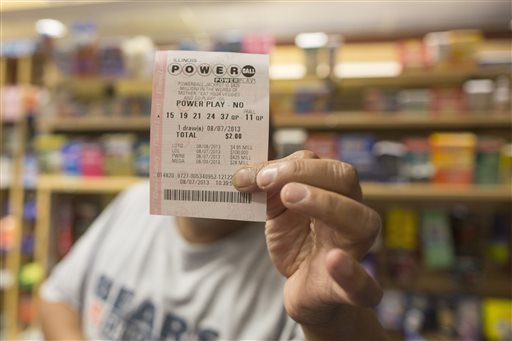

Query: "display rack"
<box><xmin>38</xmin><ymin>116</ymin><xmax>150</xmax><ymax>132</ymax></box>
<box><xmin>1</xmin><ymin>56</ymin><xmax>33</xmax><ymax>340</ymax></box>
<box><xmin>361</xmin><ymin>182</ymin><xmax>511</xmax><ymax>202</ymax></box>
<box><xmin>273</xmin><ymin>112</ymin><xmax>512</xmax><ymax>130</ymax></box>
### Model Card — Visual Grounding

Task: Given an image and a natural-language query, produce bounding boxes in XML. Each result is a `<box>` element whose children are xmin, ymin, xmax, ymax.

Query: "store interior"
<box><xmin>1</xmin><ymin>1</ymin><xmax>511</xmax><ymax>340</ymax></box>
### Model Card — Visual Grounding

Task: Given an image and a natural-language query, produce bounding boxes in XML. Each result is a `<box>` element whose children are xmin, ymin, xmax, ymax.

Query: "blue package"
<box><xmin>337</xmin><ymin>133</ymin><xmax>377</xmax><ymax>180</ymax></box>
<box><xmin>61</xmin><ymin>141</ymin><xmax>82</xmax><ymax>175</ymax></box>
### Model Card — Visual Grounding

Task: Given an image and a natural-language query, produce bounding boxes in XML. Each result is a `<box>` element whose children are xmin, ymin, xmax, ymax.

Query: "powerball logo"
<box><xmin>168</xmin><ymin>63</ymin><xmax>256</xmax><ymax>84</ymax></box>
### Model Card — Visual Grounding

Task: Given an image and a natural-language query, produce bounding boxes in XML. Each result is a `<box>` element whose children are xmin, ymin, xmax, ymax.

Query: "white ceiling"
<box><xmin>1</xmin><ymin>1</ymin><xmax>511</xmax><ymax>43</ymax></box>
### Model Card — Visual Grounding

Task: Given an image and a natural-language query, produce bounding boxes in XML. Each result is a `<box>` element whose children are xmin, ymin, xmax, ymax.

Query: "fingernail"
<box><xmin>283</xmin><ymin>183</ymin><xmax>308</xmax><ymax>204</ymax></box>
<box><xmin>257</xmin><ymin>165</ymin><xmax>278</xmax><ymax>187</ymax></box>
<box><xmin>233</xmin><ymin>168</ymin><xmax>256</xmax><ymax>188</ymax></box>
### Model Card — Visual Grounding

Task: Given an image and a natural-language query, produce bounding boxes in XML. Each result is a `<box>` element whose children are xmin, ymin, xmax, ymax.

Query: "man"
<box><xmin>39</xmin><ymin>150</ymin><xmax>387</xmax><ymax>340</ymax></box>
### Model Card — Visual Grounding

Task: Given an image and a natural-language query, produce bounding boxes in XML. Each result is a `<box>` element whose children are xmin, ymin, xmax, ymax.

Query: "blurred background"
<box><xmin>1</xmin><ymin>1</ymin><xmax>511</xmax><ymax>340</ymax></box>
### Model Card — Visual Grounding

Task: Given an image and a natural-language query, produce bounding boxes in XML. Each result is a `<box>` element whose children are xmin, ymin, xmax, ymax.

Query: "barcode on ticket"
<box><xmin>164</xmin><ymin>189</ymin><xmax>252</xmax><ymax>204</ymax></box>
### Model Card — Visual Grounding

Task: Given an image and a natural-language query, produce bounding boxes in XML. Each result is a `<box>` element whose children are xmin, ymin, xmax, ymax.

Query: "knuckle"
<box><xmin>340</xmin><ymin>162</ymin><xmax>360</xmax><ymax>185</ymax></box>
<box><xmin>294</xmin><ymin>150</ymin><xmax>319</xmax><ymax>159</ymax></box>
<box><xmin>328</xmin><ymin>160</ymin><xmax>345</xmax><ymax>181</ymax></box>
<box><xmin>289</xmin><ymin>158</ymin><xmax>307</xmax><ymax>175</ymax></box>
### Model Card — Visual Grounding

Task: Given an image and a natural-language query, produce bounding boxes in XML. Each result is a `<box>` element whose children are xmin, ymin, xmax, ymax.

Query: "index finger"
<box><xmin>234</xmin><ymin>156</ymin><xmax>363</xmax><ymax>202</ymax></box>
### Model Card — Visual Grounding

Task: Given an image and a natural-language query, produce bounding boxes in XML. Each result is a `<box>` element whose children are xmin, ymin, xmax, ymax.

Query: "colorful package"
<box><xmin>429</xmin><ymin>133</ymin><xmax>476</xmax><ymax>185</ymax></box>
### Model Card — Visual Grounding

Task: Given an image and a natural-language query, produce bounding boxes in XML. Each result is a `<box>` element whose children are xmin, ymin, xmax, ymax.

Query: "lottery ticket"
<box><xmin>150</xmin><ymin>51</ymin><xmax>269</xmax><ymax>221</ymax></box>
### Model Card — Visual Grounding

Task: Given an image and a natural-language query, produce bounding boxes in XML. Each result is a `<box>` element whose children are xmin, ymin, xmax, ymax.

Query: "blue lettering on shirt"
<box><xmin>94</xmin><ymin>274</ymin><xmax>219</xmax><ymax>341</ymax></box>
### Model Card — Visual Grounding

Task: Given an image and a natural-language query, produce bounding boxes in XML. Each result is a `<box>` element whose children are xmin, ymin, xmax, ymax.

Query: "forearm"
<box><xmin>301</xmin><ymin>305</ymin><xmax>389</xmax><ymax>341</ymax></box>
<box><xmin>39</xmin><ymin>298</ymin><xmax>86</xmax><ymax>340</ymax></box>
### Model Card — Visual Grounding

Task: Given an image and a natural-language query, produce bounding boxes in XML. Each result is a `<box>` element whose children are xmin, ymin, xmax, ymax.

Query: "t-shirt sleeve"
<box><xmin>39</xmin><ymin>187</ymin><xmax>129</xmax><ymax>311</ymax></box>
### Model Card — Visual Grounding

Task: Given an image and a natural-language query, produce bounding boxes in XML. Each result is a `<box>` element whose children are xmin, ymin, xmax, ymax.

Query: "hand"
<box><xmin>233</xmin><ymin>150</ymin><xmax>383</xmax><ymax>327</ymax></box>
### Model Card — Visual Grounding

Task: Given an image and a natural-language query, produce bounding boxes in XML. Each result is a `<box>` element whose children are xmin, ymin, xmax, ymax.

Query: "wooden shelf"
<box><xmin>35</xmin><ymin>176</ymin><xmax>511</xmax><ymax>201</ymax></box>
<box><xmin>273</xmin><ymin>112</ymin><xmax>512</xmax><ymax>130</ymax></box>
<box><xmin>37</xmin><ymin>175</ymin><xmax>146</xmax><ymax>193</ymax></box>
<box><xmin>65</xmin><ymin>78</ymin><xmax>152</xmax><ymax>97</ymax></box>
<box><xmin>380</xmin><ymin>270</ymin><xmax>512</xmax><ymax>297</ymax></box>
<box><xmin>38</xmin><ymin>116</ymin><xmax>150</xmax><ymax>132</ymax></box>
<box><xmin>362</xmin><ymin>182</ymin><xmax>512</xmax><ymax>202</ymax></box>
<box><xmin>271</xmin><ymin>66</ymin><xmax>511</xmax><ymax>90</ymax></box>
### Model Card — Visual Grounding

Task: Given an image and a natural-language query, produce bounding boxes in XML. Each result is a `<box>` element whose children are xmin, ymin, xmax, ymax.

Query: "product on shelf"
<box><xmin>0</xmin><ymin>216</ymin><xmax>17</xmax><ymax>252</ymax></box>
<box><xmin>35</xmin><ymin>134</ymin><xmax>68</xmax><ymax>174</ymax></box>
<box><xmin>436</xmin><ymin>297</ymin><xmax>458</xmax><ymax>338</ymax></box>
<box><xmin>133</xmin><ymin>140</ymin><xmax>150</xmax><ymax>177</ymax></box>
<box><xmin>429</xmin><ymin>133</ymin><xmax>476</xmax><ymax>185</ymax></box>
<box><xmin>493</xmin><ymin>75</ymin><xmax>511</xmax><ymax>113</ymax></box>
<box><xmin>241</xmin><ymin>33</ymin><xmax>275</xmax><ymax>54</ymax></box>
<box><xmin>421</xmin><ymin>210</ymin><xmax>455</xmax><ymax>269</ymax></box>
<box><xmin>18</xmin><ymin>291</ymin><xmax>33</xmax><ymax>327</ymax></box>
<box><xmin>450</xmin><ymin>205</ymin><xmax>482</xmax><ymax>285</ymax></box>
<box><xmin>18</xmin><ymin>262</ymin><xmax>44</xmax><ymax>291</ymax></box>
<box><xmin>385</xmin><ymin>208</ymin><xmax>419</xmax><ymax>284</ymax></box>
<box><xmin>0</xmin><ymin>156</ymin><xmax>12</xmax><ymax>189</ymax></box>
<box><xmin>402</xmin><ymin>294</ymin><xmax>433</xmax><ymax>341</ymax></box>
<box><xmin>1</xmin><ymin>86</ymin><xmax>25</xmax><ymax>122</ymax></box>
<box><xmin>337</xmin><ymin>133</ymin><xmax>376</xmax><ymax>180</ymax></box>
<box><xmin>79</xmin><ymin>141</ymin><xmax>105</xmax><ymax>177</ymax></box>
<box><xmin>431</xmin><ymin>87</ymin><xmax>466</xmax><ymax>114</ymax></box>
<box><xmin>273</xmin><ymin>129</ymin><xmax>307</xmax><ymax>158</ymax></box>
<box><xmin>102</xmin><ymin>134</ymin><xmax>135</xmax><ymax>176</ymax></box>
<box><xmin>377</xmin><ymin>290</ymin><xmax>408</xmax><ymax>331</ymax></box>
<box><xmin>499</xmin><ymin>143</ymin><xmax>512</xmax><ymax>184</ymax></box>
<box><xmin>61</xmin><ymin>140</ymin><xmax>82</xmax><ymax>175</ymax></box>
<box><xmin>98</xmin><ymin>41</ymin><xmax>125</xmax><ymax>77</ymax></box>
<box><xmin>475</xmin><ymin>137</ymin><xmax>505</xmax><ymax>184</ymax></box>
<box><xmin>487</xmin><ymin>213</ymin><xmax>511</xmax><ymax>270</ymax></box>
<box><xmin>304</xmin><ymin>133</ymin><xmax>337</xmax><ymax>159</ymax></box>
<box><xmin>455</xmin><ymin>297</ymin><xmax>481</xmax><ymax>341</ymax></box>
<box><xmin>424</xmin><ymin>30</ymin><xmax>483</xmax><ymax>69</ymax></box>
<box><xmin>293</xmin><ymin>83</ymin><xmax>332</xmax><ymax>113</ymax></box>
<box><xmin>363</xmin><ymin>88</ymin><xmax>399</xmax><ymax>113</ymax></box>
<box><xmin>22</xmin><ymin>153</ymin><xmax>38</xmax><ymax>188</ymax></box>
<box><xmin>386</xmin><ymin>208</ymin><xmax>418</xmax><ymax>251</ymax></box>
<box><xmin>463</xmin><ymin>78</ymin><xmax>495</xmax><ymax>112</ymax></box>
<box><xmin>402</xmin><ymin>137</ymin><xmax>432</xmax><ymax>183</ymax></box>
<box><xmin>397</xmin><ymin>89</ymin><xmax>431</xmax><ymax>113</ymax></box>
<box><xmin>373</xmin><ymin>141</ymin><xmax>407</xmax><ymax>183</ymax></box>
<box><xmin>0</xmin><ymin>269</ymin><xmax>15</xmax><ymax>290</ymax></box>
<box><xmin>482</xmin><ymin>298</ymin><xmax>512</xmax><ymax>341</ymax></box>
<box><xmin>121</xmin><ymin>35</ymin><xmax>155</xmax><ymax>79</ymax></box>
<box><xmin>397</xmin><ymin>39</ymin><xmax>428</xmax><ymax>70</ymax></box>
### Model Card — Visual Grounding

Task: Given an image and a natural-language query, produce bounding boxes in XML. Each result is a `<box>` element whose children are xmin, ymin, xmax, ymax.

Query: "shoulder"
<box><xmin>117</xmin><ymin>180</ymin><xmax>150</xmax><ymax>205</ymax></box>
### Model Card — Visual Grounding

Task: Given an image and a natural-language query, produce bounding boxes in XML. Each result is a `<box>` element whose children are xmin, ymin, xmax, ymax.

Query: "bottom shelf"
<box><xmin>380</xmin><ymin>270</ymin><xmax>512</xmax><ymax>297</ymax></box>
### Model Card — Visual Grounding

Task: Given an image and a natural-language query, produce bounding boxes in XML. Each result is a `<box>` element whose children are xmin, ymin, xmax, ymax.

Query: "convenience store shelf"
<box><xmin>38</xmin><ymin>116</ymin><xmax>150</xmax><ymax>132</ymax></box>
<box><xmin>273</xmin><ymin>112</ymin><xmax>512</xmax><ymax>130</ymax></box>
<box><xmin>271</xmin><ymin>66</ymin><xmax>511</xmax><ymax>90</ymax></box>
<box><xmin>66</xmin><ymin>78</ymin><xmax>152</xmax><ymax>97</ymax></box>
<box><xmin>362</xmin><ymin>182</ymin><xmax>512</xmax><ymax>202</ymax></box>
<box><xmin>37</xmin><ymin>175</ymin><xmax>146</xmax><ymax>193</ymax></box>
<box><xmin>380</xmin><ymin>270</ymin><xmax>512</xmax><ymax>297</ymax></box>
<box><xmin>36</xmin><ymin>176</ymin><xmax>511</xmax><ymax>201</ymax></box>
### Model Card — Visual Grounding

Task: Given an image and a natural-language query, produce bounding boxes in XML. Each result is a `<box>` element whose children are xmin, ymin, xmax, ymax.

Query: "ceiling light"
<box><xmin>295</xmin><ymin>32</ymin><xmax>328</xmax><ymax>49</ymax></box>
<box><xmin>335</xmin><ymin>62</ymin><xmax>402</xmax><ymax>78</ymax></box>
<box><xmin>35</xmin><ymin>19</ymin><xmax>67</xmax><ymax>38</ymax></box>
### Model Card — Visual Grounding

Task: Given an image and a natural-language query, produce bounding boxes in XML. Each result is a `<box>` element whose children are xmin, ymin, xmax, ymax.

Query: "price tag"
<box><xmin>150</xmin><ymin>51</ymin><xmax>269</xmax><ymax>221</ymax></box>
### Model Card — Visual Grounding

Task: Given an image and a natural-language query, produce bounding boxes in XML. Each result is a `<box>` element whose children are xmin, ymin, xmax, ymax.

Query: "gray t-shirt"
<box><xmin>40</xmin><ymin>181</ymin><xmax>303</xmax><ymax>340</ymax></box>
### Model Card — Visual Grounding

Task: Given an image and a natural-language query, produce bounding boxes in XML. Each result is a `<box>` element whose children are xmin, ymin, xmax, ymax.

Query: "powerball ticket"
<box><xmin>150</xmin><ymin>50</ymin><xmax>269</xmax><ymax>222</ymax></box>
